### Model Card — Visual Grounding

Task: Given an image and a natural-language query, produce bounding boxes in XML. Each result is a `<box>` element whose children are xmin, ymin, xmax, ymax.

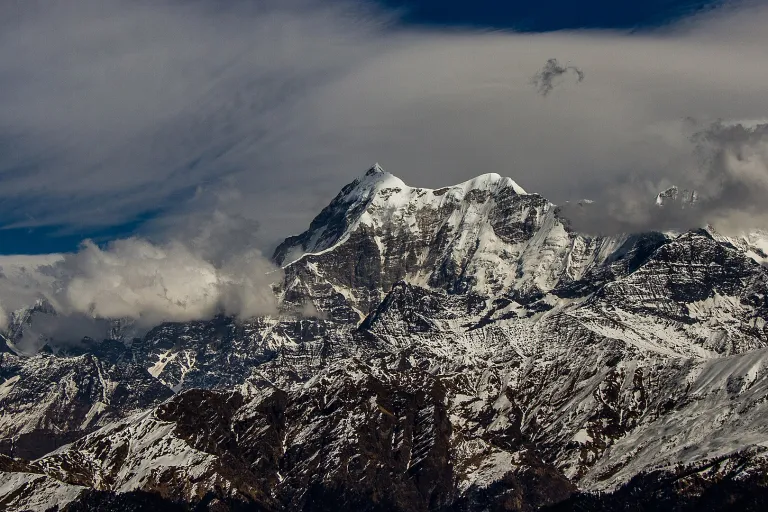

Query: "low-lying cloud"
<box><xmin>0</xmin><ymin>214</ymin><xmax>280</xmax><ymax>352</ymax></box>
<box><xmin>57</xmin><ymin>238</ymin><xmax>278</xmax><ymax>325</ymax></box>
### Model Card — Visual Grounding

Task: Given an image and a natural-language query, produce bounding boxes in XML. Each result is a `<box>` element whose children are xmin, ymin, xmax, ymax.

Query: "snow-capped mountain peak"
<box><xmin>345</xmin><ymin>163</ymin><xmax>407</xmax><ymax>199</ymax></box>
<box><xmin>274</xmin><ymin>164</ymin><xmax>619</xmax><ymax>319</ymax></box>
<box><xmin>451</xmin><ymin>172</ymin><xmax>527</xmax><ymax>195</ymax></box>
<box><xmin>340</xmin><ymin>166</ymin><xmax>527</xmax><ymax>214</ymax></box>
<box><xmin>273</xmin><ymin>165</ymin><xmax>530</xmax><ymax>269</ymax></box>
<box><xmin>655</xmin><ymin>185</ymin><xmax>698</xmax><ymax>207</ymax></box>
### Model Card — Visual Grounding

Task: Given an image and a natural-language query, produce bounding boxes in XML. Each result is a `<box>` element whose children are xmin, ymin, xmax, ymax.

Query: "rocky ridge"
<box><xmin>1</xmin><ymin>165</ymin><xmax>768</xmax><ymax>510</ymax></box>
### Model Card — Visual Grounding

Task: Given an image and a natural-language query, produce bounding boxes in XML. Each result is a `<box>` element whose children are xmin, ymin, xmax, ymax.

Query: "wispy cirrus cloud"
<box><xmin>2</xmin><ymin>0</ymin><xmax>768</xmax><ymax>246</ymax></box>
<box><xmin>0</xmin><ymin>0</ymin><xmax>390</xmax><ymax>239</ymax></box>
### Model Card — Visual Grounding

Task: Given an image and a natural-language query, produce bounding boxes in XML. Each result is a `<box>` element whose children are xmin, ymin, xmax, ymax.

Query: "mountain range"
<box><xmin>1</xmin><ymin>165</ymin><xmax>768</xmax><ymax>511</ymax></box>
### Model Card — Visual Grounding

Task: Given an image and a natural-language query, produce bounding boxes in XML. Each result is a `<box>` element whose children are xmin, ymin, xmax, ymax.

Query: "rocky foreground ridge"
<box><xmin>1</xmin><ymin>165</ymin><xmax>768</xmax><ymax>511</ymax></box>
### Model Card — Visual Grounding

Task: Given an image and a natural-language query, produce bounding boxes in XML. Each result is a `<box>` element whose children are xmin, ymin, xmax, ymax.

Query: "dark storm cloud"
<box><xmin>531</xmin><ymin>58</ymin><xmax>584</xmax><ymax>96</ymax></box>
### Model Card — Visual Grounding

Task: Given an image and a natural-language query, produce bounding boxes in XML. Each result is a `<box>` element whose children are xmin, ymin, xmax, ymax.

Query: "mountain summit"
<box><xmin>273</xmin><ymin>165</ymin><xmax>595</xmax><ymax>320</ymax></box>
<box><xmin>273</xmin><ymin>165</ymin><xmax>527</xmax><ymax>265</ymax></box>
<box><xmin>655</xmin><ymin>185</ymin><xmax>698</xmax><ymax>207</ymax></box>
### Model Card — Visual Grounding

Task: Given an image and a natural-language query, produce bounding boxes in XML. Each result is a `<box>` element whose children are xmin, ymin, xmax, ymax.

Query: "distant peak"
<box><xmin>359</xmin><ymin>163</ymin><xmax>397</xmax><ymax>185</ymax></box>
<box><xmin>656</xmin><ymin>185</ymin><xmax>697</xmax><ymax>207</ymax></box>
<box><xmin>366</xmin><ymin>162</ymin><xmax>385</xmax><ymax>176</ymax></box>
<box><xmin>455</xmin><ymin>173</ymin><xmax>528</xmax><ymax>195</ymax></box>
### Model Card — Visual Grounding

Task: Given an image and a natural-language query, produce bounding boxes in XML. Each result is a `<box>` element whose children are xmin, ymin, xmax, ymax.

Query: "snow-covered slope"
<box><xmin>274</xmin><ymin>164</ymin><xmax>528</xmax><ymax>264</ymax></box>
<box><xmin>1</xmin><ymin>166</ymin><xmax>768</xmax><ymax>510</ymax></box>
<box><xmin>708</xmin><ymin>227</ymin><xmax>768</xmax><ymax>266</ymax></box>
<box><xmin>274</xmin><ymin>165</ymin><xmax>633</xmax><ymax>322</ymax></box>
<box><xmin>357</xmin><ymin>277</ymin><xmax>768</xmax><ymax>490</ymax></box>
<box><xmin>0</xmin><ymin>352</ymin><xmax>172</xmax><ymax>459</ymax></box>
<box><xmin>29</xmin><ymin>358</ymin><xmax>573</xmax><ymax>512</ymax></box>
<box><xmin>0</xmin><ymin>470</ymin><xmax>84</xmax><ymax>512</ymax></box>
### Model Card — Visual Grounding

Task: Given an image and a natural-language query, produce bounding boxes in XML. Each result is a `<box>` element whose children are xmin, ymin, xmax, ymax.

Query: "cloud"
<box><xmin>290</xmin><ymin>3</ymin><xmax>768</xmax><ymax>236</ymax></box>
<box><xmin>561</xmin><ymin>118</ymin><xmax>768</xmax><ymax>235</ymax></box>
<box><xmin>5</xmin><ymin>1</ymin><xmax>768</xmax><ymax>250</ymax></box>
<box><xmin>54</xmin><ymin>238</ymin><xmax>277</xmax><ymax>325</ymax></box>
<box><xmin>14</xmin><ymin>313</ymin><xmax>113</xmax><ymax>355</ymax></box>
<box><xmin>0</xmin><ymin>0</ymin><xmax>390</xmax><ymax>243</ymax></box>
<box><xmin>531</xmin><ymin>58</ymin><xmax>584</xmax><ymax>96</ymax></box>
<box><xmin>0</xmin><ymin>254</ymin><xmax>62</xmax><ymax>335</ymax></box>
<box><xmin>688</xmin><ymin>120</ymin><xmax>768</xmax><ymax>231</ymax></box>
<box><xmin>0</xmin><ymin>214</ymin><xmax>280</xmax><ymax>351</ymax></box>
<box><xmin>300</xmin><ymin>300</ymin><xmax>327</xmax><ymax>320</ymax></box>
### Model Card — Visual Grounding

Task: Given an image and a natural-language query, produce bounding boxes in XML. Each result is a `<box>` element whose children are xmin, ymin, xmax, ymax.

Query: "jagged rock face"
<box><xmin>0</xmin><ymin>455</ymin><xmax>88</xmax><ymax>511</ymax></box>
<box><xmin>545</xmin><ymin>448</ymin><xmax>768</xmax><ymax>511</ymax></box>
<box><xmin>34</xmin><ymin>389</ymin><xmax>282</xmax><ymax>511</ymax></box>
<box><xmin>274</xmin><ymin>166</ymin><xmax>628</xmax><ymax>321</ymax></box>
<box><xmin>131</xmin><ymin>316</ymin><xmax>280</xmax><ymax>391</ymax></box>
<box><xmin>366</xmin><ymin>282</ymin><xmax>768</xmax><ymax>493</ymax></box>
<box><xmin>356</xmin><ymin>268</ymin><xmax>768</xmax><ymax>490</ymax></box>
<box><xmin>2</xmin><ymin>167</ymin><xmax>768</xmax><ymax>511</ymax></box>
<box><xmin>126</xmin><ymin>315</ymin><xmax>351</xmax><ymax>391</ymax></box>
<box><xmin>349</xmin><ymin>224</ymin><xmax>768</xmax><ymax>492</ymax></box>
<box><xmin>0</xmin><ymin>470</ymin><xmax>86</xmax><ymax>512</ymax></box>
<box><xmin>573</xmin><ymin>229</ymin><xmax>768</xmax><ymax>357</ymax></box>
<box><xmin>552</xmin><ymin>231</ymin><xmax>670</xmax><ymax>298</ymax></box>
<box><xmin>706</xmin><ymin>227</ymin><xmax>768</xmax><ymax>269</ymax></box>
<box><xmin>279</xmin><ymin>360</ymin><xmax>457</xmax><ymax>511</ymax></box>
<box><xmin>0</xmin><ymin>353</ymin><xmax>172</xmax><ymax>460</ymax></box>
<box><xmin>30</xmin><ymin>357</ymin><xmax>572</xmax><ymax>512</ymax></box>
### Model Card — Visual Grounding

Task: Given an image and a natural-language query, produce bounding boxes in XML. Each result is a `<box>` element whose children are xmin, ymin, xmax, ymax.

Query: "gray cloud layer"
<box><xmin>0</xmin><ymin>0</ymin><xmax>389</xmax><ymax>243</ymax></box>
<box><xmin>561</xmin><ymin>118</ymin><xmax>768</xmax><ymax>234</ymax></box>
<box><xmin>2</xmin><ymin>0</ymin><xmax>768</xmax><ymax>245</ymax></box>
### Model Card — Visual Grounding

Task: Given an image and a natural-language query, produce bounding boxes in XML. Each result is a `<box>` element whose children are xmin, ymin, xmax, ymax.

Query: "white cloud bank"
<box><xmin>58</xmin><ymin>238</ymin><xmax>278</xmax><ymax>325</ymax></box>
<box><xmin>0</xmin><ymin>217</ymin><xmax>280</xmax><ymax>351</ymax></box>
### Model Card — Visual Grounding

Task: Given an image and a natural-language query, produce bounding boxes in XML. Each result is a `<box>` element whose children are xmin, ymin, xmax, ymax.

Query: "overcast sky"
<box><xmin>2</xmin><ymin>0</ymin><xmax>768</xmax><ymax>253</ymax></box>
